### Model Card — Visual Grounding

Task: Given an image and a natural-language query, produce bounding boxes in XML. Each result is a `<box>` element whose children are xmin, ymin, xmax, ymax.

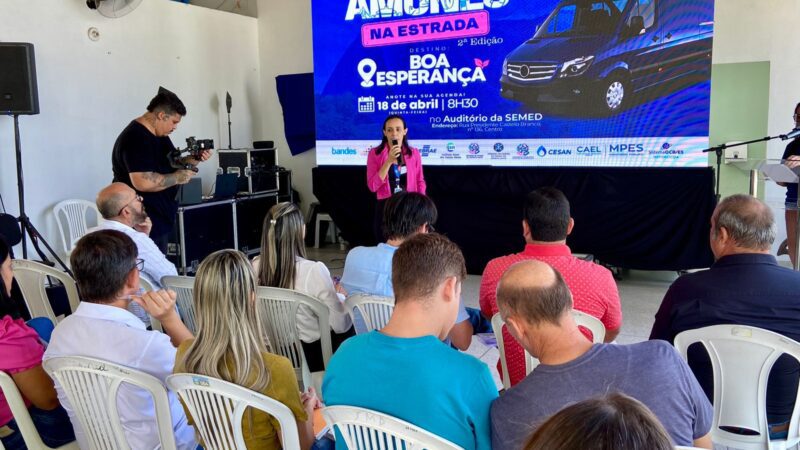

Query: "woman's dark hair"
<box><xmin>523</xmin><ymin>393</ymin><xmax>674</xmax><ymax>450</ymax></box>
<box><xmin>374</xmin><ymin>114</ymin><xmax>411</xmax><ymax>158</ymax></box>
<box><xmin>0</xmin><ymin>237</ymin><xmax>13</xmax><ymax>315</ymax></box>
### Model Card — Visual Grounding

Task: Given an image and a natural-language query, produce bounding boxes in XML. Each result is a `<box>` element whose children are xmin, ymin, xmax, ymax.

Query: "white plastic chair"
<box><xmin>314</xmin><ymin>213</ymin><xmax>339</xmax><ymax>248</ymax></box>
<box><xmin>42</xmin><ymin>356</ymin><xmax>178</xmax><ymax>450</ymax></box>
<box><xmin>491</xmin><ymin>313</ymin><xmax>513</xmax><ymax>390</ymax></box>
<box><xmin>11</xmin><ymin>259</ymin><xmax>80</xmax><ymax>324</ymax></box>
<box><xmin>573</xmin><ymin>309</ymin><xmax>606</xmax><ymax>343</ymax></box>
<box><xmin>52</xmin><ymin>199</ymin><xmax>101</xmax><ymax>256</ymax></box>
<box><xmin>344</xmin><ymin>293</ymin><xmax>395</xmax><ymax>333</ymax></box>
<box><xmin>161</xmin><ymin>275</ymin><xmax>196</xmax><ymax>333</ymax></box>
<box><xmin>322</xmin><ymin>405</ymin><xmax>463</xmax><ymax>450</ymax></box>
<box><xmin>166</xmin><ymin>373</ymin><xmax>301</xmax><ymax>450</ymax></box>
<box><xmin>135</xmin><ymin>276</ymin><xmax>163</xmax><ymax>332</ymax></box>
<box><xmin>0</xmin><ymin>370</ymin><xmax>78</xmax><ymax>450</ymax></box>
<box><xmin>492</xmin><ymin>310</ymin><xmax>607</xmax><ymax>389</ymax></box>
<box><xmin>254</xmin><ymin>286</ymin><xmax>332</xmax><ymax>390</ymax></box>
<box><xmin>674</xmin><ymin>325</ymin><xmax>800</xmax><ymax>450</ymax></box>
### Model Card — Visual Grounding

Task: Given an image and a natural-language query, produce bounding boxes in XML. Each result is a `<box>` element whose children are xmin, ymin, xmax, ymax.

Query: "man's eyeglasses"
<box><xmin>132</xmin><ymin>258</ymin><xmax>144</xmax><ymax>272</ymax></box>
<box><xmin>118</xmin><ymin>195</ymin><xmax>143</xmax><ymax>216</ymax></box>
<box><xmin>794</xmin><ymin>114</ymin><xmax>799</xmax><ymax>120</ymax></box>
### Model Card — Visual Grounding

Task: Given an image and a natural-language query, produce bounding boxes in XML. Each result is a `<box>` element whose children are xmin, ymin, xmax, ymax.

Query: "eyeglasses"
<box><xmin>427</xmin><ymin>223</ymin><xmax>436</xmax><ymax>233</ymax></box>
<box><xmin>794</xmin><ymin>114</ymin><xmax>800</xmax><ymax>119</ymax></box>
<box><xmin>132</xmin><ymin>258</ymin><xmax>144</xmax><ymax>272</ymax></box>
<box><xmin>118</xmin><ymin>195</ymin><xmax>143</xmax><ymax>216</ymax></box>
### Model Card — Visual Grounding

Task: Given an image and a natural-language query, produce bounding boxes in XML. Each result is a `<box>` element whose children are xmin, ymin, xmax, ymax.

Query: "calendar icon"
<box><xmin>358</xmin><ymin>96</ymin><xmax>375</xmax><ymax>113</ymax></box>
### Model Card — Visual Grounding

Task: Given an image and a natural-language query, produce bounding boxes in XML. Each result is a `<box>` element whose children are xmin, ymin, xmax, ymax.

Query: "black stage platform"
<box><xmin>313</xmin><ymin>166</ymin><xmax>716</xmax><ymax>274</ymax></box>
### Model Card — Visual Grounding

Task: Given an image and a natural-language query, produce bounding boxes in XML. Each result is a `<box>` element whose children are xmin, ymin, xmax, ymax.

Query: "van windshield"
<box><xmin>535</xmin><ymin>0</ymin><xmax>626</xmax><ymax>38</ymax></box>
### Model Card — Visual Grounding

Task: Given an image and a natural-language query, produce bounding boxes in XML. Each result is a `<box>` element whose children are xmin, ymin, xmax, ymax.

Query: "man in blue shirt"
<box><xmin>650</xmin><ymin>194</ymin><xmax>800</xmax><ymax>430</ymax></box>
<box><xmin>323</xmin><ymin>233</ymin><xmax>498</xmax><ymax>450</ymax></box>
<box><xmin>341</xmin><ymin>192</ymin><xmax>473</xmax><ymax>349</ymax></box>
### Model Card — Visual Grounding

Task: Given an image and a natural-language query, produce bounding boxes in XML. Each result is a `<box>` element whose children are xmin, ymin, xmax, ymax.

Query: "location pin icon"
<box><xmin>358</xmin><ymin>58</ymin><xmax>377</xmax><ymax>87</ymax></box>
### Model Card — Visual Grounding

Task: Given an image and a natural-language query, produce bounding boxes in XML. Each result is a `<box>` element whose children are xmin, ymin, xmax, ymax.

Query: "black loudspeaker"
<box><xmin>0</xmin><ymin>43</ymin><xmax>40</xmax><ymax>115</ymax></box>
<box><xmin>236</xmin><ymin>193</ymin><xmax>279</xmax><ymax>255</ymax></box>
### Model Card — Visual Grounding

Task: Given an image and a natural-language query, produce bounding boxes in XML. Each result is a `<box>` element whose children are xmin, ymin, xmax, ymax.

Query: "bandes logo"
<box><xmin>358</xmin><ymin>53</ymin><xmax>487</xmax><ymax>88</ymax></box>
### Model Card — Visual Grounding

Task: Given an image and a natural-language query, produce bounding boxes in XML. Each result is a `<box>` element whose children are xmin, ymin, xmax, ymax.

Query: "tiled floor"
<box><xmin>307</xmin><ymin>243</ymin><xmax>679</xmax><ymax>389</ymax></box>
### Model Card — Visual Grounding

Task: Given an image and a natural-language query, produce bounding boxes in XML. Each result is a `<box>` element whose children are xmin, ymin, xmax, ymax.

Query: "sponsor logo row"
<box><xmin>330</xmin><ymin>141</ymin><xmax>684</xmax><ymax>158</ymax></box>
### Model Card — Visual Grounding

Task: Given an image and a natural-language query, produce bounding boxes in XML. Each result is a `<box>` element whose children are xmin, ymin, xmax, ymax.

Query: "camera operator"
<box><xmin>112</xmin><ymin>87</ymin><xmax>212</xmax><ymax>251</ymax></box>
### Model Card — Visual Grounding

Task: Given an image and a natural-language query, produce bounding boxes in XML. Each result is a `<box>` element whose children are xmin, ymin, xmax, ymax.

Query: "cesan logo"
<box><xmin>358</xmin><ymin>53</ymin><xmax>487</xmax><ymax>88</ymax></box>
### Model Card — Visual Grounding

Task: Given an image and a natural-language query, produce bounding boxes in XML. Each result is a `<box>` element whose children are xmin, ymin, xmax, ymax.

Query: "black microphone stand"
<box><xmin>702</xmin><ymin>132</ymin><xmax>795</xmax><ymax>199</ymax></box>
<box><xmin>226</xmin><ymin>91</ymin><xmax>233</xmax><ymax>150</ymax></box>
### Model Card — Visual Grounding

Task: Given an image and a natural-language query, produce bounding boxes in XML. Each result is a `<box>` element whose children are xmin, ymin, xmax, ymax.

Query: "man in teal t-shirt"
<box><xmin>322</xmin><ymin>233</ymin><xmax>498</xmax><ymax>450</ymax></box>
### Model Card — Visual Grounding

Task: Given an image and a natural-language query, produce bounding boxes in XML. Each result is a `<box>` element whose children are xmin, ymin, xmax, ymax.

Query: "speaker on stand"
<box><xmin>0</xmin><ymin>42</ymin><xmax>69</xmax><ymax>273</ymax></box>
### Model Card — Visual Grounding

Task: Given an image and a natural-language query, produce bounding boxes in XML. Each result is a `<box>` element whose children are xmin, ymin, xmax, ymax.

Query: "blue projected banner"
<box><xmin>312</xmin><ymin>0</ymin><xmax>714</xmax><ymax>167</ymax></box>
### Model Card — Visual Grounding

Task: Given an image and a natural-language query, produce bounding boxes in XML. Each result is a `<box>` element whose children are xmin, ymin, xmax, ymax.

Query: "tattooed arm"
<box><xmin>130</xmin><ymin>170</ymin><xmax>195</xmax><ymax>192</ymax></box>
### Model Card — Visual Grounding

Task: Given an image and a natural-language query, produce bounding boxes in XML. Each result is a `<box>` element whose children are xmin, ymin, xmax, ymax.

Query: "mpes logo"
<box><xmin>609</xmin><ymin>143</ymin><xmax>644</xmax><ymax>154</ymax></box>
<box><xmin>468</xmin><ymin>143</ymin><xmax>480</xmax><ymax>154</ymax></box>
<box><xmin>494</xmin><ymin>143</ymin><xmax>504</xmax><ymax>152</ymax></box>
<box><xmin>446</xmin><ymin>142</ymin><xmax>456</xmax><ymax>152</ymax></box>
<box><xmin>517</xmin><ymin>144</ymin><xmax>530</xmax><ymax>156</ymax></box>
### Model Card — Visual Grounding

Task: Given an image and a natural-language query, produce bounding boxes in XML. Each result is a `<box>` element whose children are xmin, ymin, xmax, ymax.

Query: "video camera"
<box><xmin>169</xmin><ymin>137</ymin><xmax>214</xmax><ymax>172</ymax></box>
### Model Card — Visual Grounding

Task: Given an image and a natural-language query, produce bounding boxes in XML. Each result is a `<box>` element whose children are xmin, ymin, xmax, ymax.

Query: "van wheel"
<box><xmin>597</xmin><ymin>75</ymin><xmax>627</xmax><ymax>115</ymax></box>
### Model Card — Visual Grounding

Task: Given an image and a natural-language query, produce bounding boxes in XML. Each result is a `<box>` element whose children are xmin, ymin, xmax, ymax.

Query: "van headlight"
<box><xmin>503</xmin><ymin>58</ymin><xmax>508</xmax><ymax>76</ymax></box>
<box><xmin>559</xmin><ymin>56</ymin><xmax>594</xmax><ymax>77</ymax></box>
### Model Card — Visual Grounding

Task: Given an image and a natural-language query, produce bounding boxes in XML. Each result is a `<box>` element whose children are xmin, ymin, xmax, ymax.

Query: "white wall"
<box><xmin>0</xmin><ymin>0</ymin><xmax>261</xmax><ymax>258</ymax></box>
<box><xmin>712</xmin><ymin>0</ymin><xmax>800</xmax><ymax>258</ymax></box>
<box><xmin>713</xmin><ymin>0</ymin><xmax>800</xmax><ymax>163</ymax></box>
<box><xmin>256</xmin><ymin>0</ymin><xmax>317</xmax><ymax>211</ymax></box>
<box><xmin>191</xmin><ymin>0</ymin><xmax>258</xmax><ymax>18</ymax></box>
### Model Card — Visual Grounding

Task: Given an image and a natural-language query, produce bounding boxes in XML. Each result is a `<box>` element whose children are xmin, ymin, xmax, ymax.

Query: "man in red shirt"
<box><xmin>480</xmin><ymin>187</ymin><xmax>622</xmax><ymax>386</ymax></box>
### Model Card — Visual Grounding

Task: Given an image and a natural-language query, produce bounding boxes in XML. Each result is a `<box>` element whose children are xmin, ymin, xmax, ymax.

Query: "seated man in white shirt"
<box><xmin>93</xmin><ymin>182</ymin><xmax>178</xmax><ymax>289</ymax></box>
<box><xmin>43</xmin><ymin>230</ymin><xmax>196</xmax><ymax>450</ymax></box>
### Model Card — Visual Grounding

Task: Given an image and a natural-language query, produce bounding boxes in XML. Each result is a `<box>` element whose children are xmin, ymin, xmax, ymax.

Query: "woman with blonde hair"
<box><xmin>523</xmin><ymin>393</ymin><xmax>675</xmax><ymax>450</ymax></box>
<box><xmin>253</xmin><ymin>202</ymin><xmax>353</xmax><ymax>372</ymax></box>
<box><xmin>174</xmin><ymin>249</ymin><xmax>319</xmax><ymax>449</ymax></box>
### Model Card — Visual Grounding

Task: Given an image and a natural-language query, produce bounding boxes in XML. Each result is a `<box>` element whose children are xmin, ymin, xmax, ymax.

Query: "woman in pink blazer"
<box><xmin>366</xmin><ymin>115</ymin><xmax>427</xmax><ymax>240</ymax></box>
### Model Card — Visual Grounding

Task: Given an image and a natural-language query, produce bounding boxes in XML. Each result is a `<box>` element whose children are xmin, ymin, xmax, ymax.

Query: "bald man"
<box><xmin>490</xmin><ymin>260</ymin><xmax>712</xmax><ymax>450</ymax></box>
<box><xmin>91</xmin><ymin>183</ymin><xmax>178</xmax><ymax>290</ymax></box>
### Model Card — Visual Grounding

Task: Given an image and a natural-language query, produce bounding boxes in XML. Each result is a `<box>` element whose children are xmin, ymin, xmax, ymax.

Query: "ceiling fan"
<box><xmin>86</xmin><ymin>0</ymin><xmax>144</xmax><ymax>18</ymax></box>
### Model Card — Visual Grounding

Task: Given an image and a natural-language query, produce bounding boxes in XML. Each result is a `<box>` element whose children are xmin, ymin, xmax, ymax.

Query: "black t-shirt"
<box><xmin>782</xmin><ymin>138</ymin><xmax>800</xmax><ymax>203</ymax></box>
<box><xmin>111</xmin><ymin>120</ymin><xmax>179</xmax><ymax>239</ymax></box>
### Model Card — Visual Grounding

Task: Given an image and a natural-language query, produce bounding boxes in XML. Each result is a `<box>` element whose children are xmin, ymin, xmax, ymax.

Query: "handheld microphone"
<box><xmin>392</xmin><ymin>138</ymin><xmax>404</xmax><ymax>165</ymax></box>
<box><xmin>226</xmin><ymin>92</ymin><xmax>232</xmax><ymax>114</ymax></box>
<box><xmin>783</xmin><ymin>128</ymin><xmax>800</xmax><ymax>140</ymax></box>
